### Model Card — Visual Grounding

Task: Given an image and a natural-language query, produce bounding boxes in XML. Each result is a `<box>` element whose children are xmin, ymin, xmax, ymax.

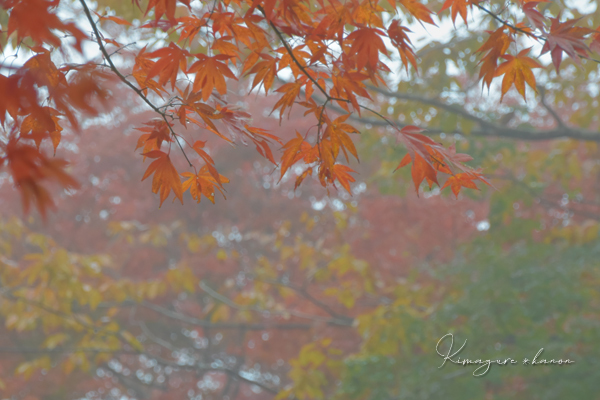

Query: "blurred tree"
<box><xmin>2</xmin><ymin>0</ymin><xmax>600</xmax><ymax>399</ymax></box>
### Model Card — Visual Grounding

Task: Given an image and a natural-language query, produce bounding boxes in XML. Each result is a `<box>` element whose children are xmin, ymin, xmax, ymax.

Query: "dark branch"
<box><xmin>141</xmin><ymin>301</ymin><xmax>316</xmax><ymax>330</ymax></box>
<box><xmin>78</xmin><ymin>0</ymin><xmax>193</xmax><ymax>167</ymax></box>
<box><xmin>323</xmin><ymin>96</ymin><xmax>600</xmax><ymax>142</ymax></box>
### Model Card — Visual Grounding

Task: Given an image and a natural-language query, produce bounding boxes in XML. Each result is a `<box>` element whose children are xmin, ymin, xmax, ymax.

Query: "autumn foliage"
<box><xmin>4</xmin><ymin>0</ymin><xmax>598</xmax><ymax>216</ymax></box>
<box><xmin>3</xmin><ymin>0</ymin><xmax>600</xmax><ymax>398</ymax></box>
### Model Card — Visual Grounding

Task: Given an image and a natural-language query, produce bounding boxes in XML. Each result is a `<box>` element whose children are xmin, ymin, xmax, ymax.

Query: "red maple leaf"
<box><xmin>541</xmin><ymin>17</ymin><xmax>594</xmax><ymax>71</ymax></box>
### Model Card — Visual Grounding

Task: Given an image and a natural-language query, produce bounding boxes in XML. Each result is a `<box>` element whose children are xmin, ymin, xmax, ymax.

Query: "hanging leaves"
<box><xmin>1</xmin><ymin>0</ymin><xmax>598</xmax><ymax>215</ymax></box>
<box><xmin>541</xmin><ymin>17</ymin><xmax>594</xmax><ymax>71</ymax></box>
<box><xmin>141</xmin><ymin>151</ymin><xmax>184</xmax><ymax>207</ymax></box>
<box><xmin>494</xmin><ymin>49</ymin><xmax>542</xmax><ymax>100</ymax></box>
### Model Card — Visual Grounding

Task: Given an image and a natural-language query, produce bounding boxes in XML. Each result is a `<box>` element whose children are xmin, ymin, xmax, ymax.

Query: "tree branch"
<box><xmin>323</xmin><ymin>98</ymin><xmax>600</xmax><ymax>142</ymax></box>
<box><xmin>247</xmin><ymin>274</ymin><xmax>354</xmax><ymax>324</ymax></box>
<box><xmin>141</xmin><ymin>300</ymin><xmax>316</xmax><ymax>330</ymax></box>
<box><xmin>78</xmin><ymin>0</ymin><xmax>193</xmax><ymax>167</ymax></box>
<box><xmin>537</xmin><ymin>86</ymin><xmax>565</xmax><ymax>129</ymax></box>
<box><xmin>199</xmin><ymin>281</ymin><xmax>353</xmax><ymax>326</ymax></box>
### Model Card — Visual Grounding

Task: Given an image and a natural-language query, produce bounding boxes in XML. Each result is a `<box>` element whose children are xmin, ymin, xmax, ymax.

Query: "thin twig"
<box><xmin>199</xmin><ymin>281</ymin><xmax>353</xmax><ymax>326</ymax></box>
<box><xmin>78</xmin><ymin>0</ymin><xmax>193</xmax><ymax>167</ymax></box>
<box><xmin>537</xmin><ymin>86</ymin><xmax>565</xmax><ymax>128</ymax></box>
<box><xmin>476</xmin><ymin>4</ymin><xmax>600</xmax><ymax>64</ymax></box>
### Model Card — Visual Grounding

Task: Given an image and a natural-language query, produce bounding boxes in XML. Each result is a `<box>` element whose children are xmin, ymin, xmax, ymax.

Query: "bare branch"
<box><xmin>323</xmin><ymin>98</ymin><xmax>600</xmax><ymax>142</ymax></box>
<box><xmin>78</xmin><ymin>0</ymin><xmax>194</xmax><ymax>167</ymax></box>
<box><xmin>141</xmin><ymin>300</ymin><xmax>316</xmax><ymax>330</ymax></box>
<box><xmin>538</xmin><ymin>86</ymin><xmax>565</xmax><ymax>129</ymax></box>
<box><xmin>199</xmin><ymin>281</ymin><xmax>353</xmax><ymax>326</ymax></box>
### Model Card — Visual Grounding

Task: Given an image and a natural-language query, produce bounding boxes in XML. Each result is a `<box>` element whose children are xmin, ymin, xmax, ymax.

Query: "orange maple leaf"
<box><xmin>476</xmin><ymin>27</ymin><xmax>512</xmax><ymax>89</ymax></box>
<box><xmin>331</xmin><ymin>164</ymin><xmax>357</xmax><ymax>193</ymax></box>
<box><xmin>94</xmin><ymin>11</ymin><xmax>133</xmax><ymax>26</ymax></box>
<box><xmin>279</xmin><ymin>132</ymin><xmax>305</xmax><ymax>181</ymax></box>
<box><xmin>441</xmin><ymin>173</ymin><xmax>480</xmax><ymax>197</ymax></box>
<box><xmin>133</xmin><ymin>47</ymin><xmax>168</xmax><ymax>96</ymax></box>
<box><xmin>188</xmin><ymin>54</ymin><xmax>237</xmax><ymax>101</ymax></box>
<box><xmin>141</xmin><ymin>151</ymin><xmax>184</xmax><ymax>207</ymax></box>
<box><xmin>191</xmin><ymin>140</ymin><xmax>223</xmax><ymax>186</ymax></box>
<box><xmin>20</xmin><ymin>107</ymin><xmax>63</xmax><ymax>154</ymax></box>
<box><xmin>146</xmin><ymin>43</ymin><xmax>191</xmax><ymax>90</ymax></box>
<box><xmin>181</xmin><ymin>167</ymin><xmax>229</xmax><ymax>204</ymax></box>
<box><xmin>295</xmin><ymin>167</ymin><xmax>313</xmax><ymax>190</ymax></box>
<box><xmin>136</xmin><ymin>120</ymin><xmax>173</xmax><ymax>150</ymax></box>
<box><xmin>324</xmin><ymin>114</ymin><xmax>360</xmax><ymax>163</ymax></box>
<box><xmin>145</xmin><ymin>0</ymin><xmax>191</xmax><ymax>21</ymax></box>
<box><xmin>246</xmin><ymin>55</ymin><xmax>279</xmax><ymax>93</ymax></box>
<box><xmin>410</xmin><ymin>152</ymin><xmax>439</xmax><ymax>194</ymax></box>
<box><xmin>387</xmin><ymin>20</ymin><xmax>417</xmax><ymax>72</ymax></box>
<box><xmin>4</xmin><ymin>141</ymin><xmax>79</xmax><ymax>219</ymax></box>
<box><xmin>272</xmin><ymin>81</ymin><xmax>302</xmax><ymax>121</ymax></box>
<box><xmin>347</xmin><ymin>28</ymin><xmax>388</xmax><ymax>72</ymax></box>
<box><xmin>439</xmin><ymin>0</ymin><xmax>471</xmax><ymax>25</ymax></box>
<box><xmin>398</xmin><ymin>0</ymin><xmax>435</xmax><ymax>25</ymax></box>
<box><xmin>6</xmin><ymin>0</ymin><xmax>86</xmax><ymax>51</ymax></box>
<box><xmin>494</xmin><ymin>48</ymin><xmax>542</xmax><ymax>100</ymax></box>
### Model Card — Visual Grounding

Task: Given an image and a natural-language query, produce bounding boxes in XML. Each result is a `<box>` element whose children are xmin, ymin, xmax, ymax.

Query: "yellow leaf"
<box><xmin>121</xmin><ymin>331</ymin><xmax>143</xmax><ymax>352</ymax></box>
<box><xmin>216</xmin><ymin>248</ymin><xmax>227</xmax><ymax>260</ymax></box>
<box><xmin>42</xmin><ymin>333</ymin><xmax>69</xmax><ymax>349</ymax></box>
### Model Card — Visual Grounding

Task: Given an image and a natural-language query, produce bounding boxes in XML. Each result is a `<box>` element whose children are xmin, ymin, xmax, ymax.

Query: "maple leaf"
<box><xmin>145</xmin><ymin>0</ymin><xmax>191</xmax><ymax>21</ymax></box>
<box><xmin>444</xmin><ymin>143</ymin><xmax>473</xmax><ymax>165</ymax></box>
<box><xmin>6</xmin><ymin>0</ymin><xmax>86</xmax><ymax>51</ymax></box>
<box><xmin>441</xmin><ymin>173</ymin><xmax>480</xmax><ymax>197</ymax></box>
<box><xmin>494</xmin><ymin>48</ymin><xmax>542</xmax><ymax>100</ymax></box>
<box><xmin>188</xmin><ymin>54</ymin><xmax>237</xmax><ymax>101</ymax></box>
<box><xmin>541</xmin><ymin>17</ymin><xmax>594</xmax><ymax>72</ymax></box>
<box><xmin>404</xmin><ymin>152</ymin><xmax>439</xmax><ymax>194</ymax></box>
<box><xmin>4</xmin><ymin>141</ymin><xmax>79</xmax><ymax>219</ymax></box>
<box><xmin>141</xmin><ymin>151</ymin><xmax>184</xmax><ymax>207</ymax></box>
<box><xmin>439</xmin><ymin>0</ymin><xmax>470</xmax><ymax>25</ymax></box>
<box><xmin>592</xmin><ymin>27</ymin><xmax>600</xmax><ymax>54</ymax></box>
<box><xmin>331</xmin><ymin>164</ymin><xmax>357</xmax><ymax>193</ymax></box>
<box><xmin>22</xmin><ymin>51</ymin><xmax>65</xmax><ymax>89</ymax></box>
<box><xmin>330</xmin><ymin>74</ymin><xmax>371</xmax><ymax>112</ymax></box>
<box><xmin>59</xmin><ymin>64</ymin><xmax>113</xmax><ymax>122</ymax></box>
<box><xmin>133</xmin><ymin>47</ymin><xmax>167</xmax><ymax>96</ymax></box>
<box><xmin>394</xmin><ymin>153</ymin><xmax>412</xmax><ymax>172</ymax></box>
<box><xmin>135</xmin><ymin>134</ymin><xmax>160</xmax><ymax>159</ymax></box>
<box><xmin>177</xmin><ymin>16</ymin><xmax>205</xmax><ymax>43</ymax></box>
<box><xmin>135</xmin><ymin>120</ymin><xmax>173</xmax><ymax>150</ymax></box>
<box><xmin>522</xmin><ymin>1</ymin><xmax>547</xmax><ymax>31</ymax></box>
<box><xmin>245</xmin><ymin>125</ymin><xmax>281</xmax><ymax>165</ymax></box>
<box><xmin>476</xmin><ymin>27</ymin><xmax>512</xmax><ymax>89</ymax></box>
<box><xmin>272</xmin><ymin>81</ymin><xmax>302</xmax><ymax>121</ymax></box>
<box><xmin>94</xmin><ymin>11</ymin><xmax>132</xmax><ymax>26</ymax></box>
<box><xmin>181</xmin><ymin>166</ymin><xmax>229</xmax><ymax>204</ymax></box>
<box><xmin>0</xmin><ymin>73</ymin><xmax>21</xmax><ymax>124</ymax></box>
<box><xmin>347</xmin><ymin>28</ymin><xmax>388</xmax><ymax>72</ymax></box>
<box><xmin>387</xmin><ymin>20</ymin><xmax>417</xmax><ymax>72</ymax></box>
<box><xmin>191</xmin><ymin>140</ymin><xmax>223</xmax><ymax>186</ymax></box>
<box><xmin>324</xmin><ymin>114</ymin><xmax>360</xmax><ymax>163</ymax></box>
<box><xmin>20</xmin><ymin>107</ymin><xmax>63</xmax><ymax>154</ymax></box>
<box><xmin>395</xmin><ymin>125</ymin><xmax>442</xmax><ymax>164</ymax></box>
<box><xmin>295</xmin><ymin>167</ymin><xmax>313</xmax><ymax>190</ymax></box>
<box><xmin>279</xmin><ymin>132</ymin><xmax>306</xmax><ymax>181</ymax></box>
<box><xmin>212</xmin><ymin>37</ymin><xmax>240</xmax><ymax>59</ymax></box>
<box><xmin>145</xmin><ymin>43</ymin><xmax>191</xmax><ymax>90</ymax></box>
<box><xmin>398</xmin><ymin>0</ymin><xmax>435</xmax><ymax>25</ymax></box>
<box><xmin>246</xmin><ymin>55</ymin><xmax>279</xmax><ymax>93</ymax></box>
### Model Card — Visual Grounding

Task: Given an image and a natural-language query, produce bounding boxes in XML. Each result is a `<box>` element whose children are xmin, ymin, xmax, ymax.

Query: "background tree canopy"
<box><xmin>1</xmin><ymin>0</ymin><xmax>600</xmax><ymax>399</ymax></box>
